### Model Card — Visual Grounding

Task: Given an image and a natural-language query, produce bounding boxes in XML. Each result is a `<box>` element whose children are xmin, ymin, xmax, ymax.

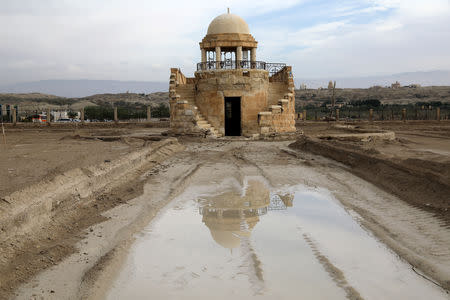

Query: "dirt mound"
<box><xmin>290</xmin><ymin>136</ymin><xmax>450</xmax><ymax>215</ymax></box>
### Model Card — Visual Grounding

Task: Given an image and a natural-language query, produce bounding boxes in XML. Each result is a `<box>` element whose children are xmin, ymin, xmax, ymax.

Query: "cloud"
<box><xmin>257</xmin><ymin>0</ymin><xmax>450</xmax><ymax>78</ymax></box>
<box><xmin>0</xmin><ymin>0</ymin><xmax>449</xmax><ymax>84</ymax></box>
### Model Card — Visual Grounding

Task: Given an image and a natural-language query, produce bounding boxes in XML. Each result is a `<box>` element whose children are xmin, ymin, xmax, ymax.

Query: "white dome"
<box><xmin>207</xmin><ymin>13</ymin><xmax>250</xmax><ymax>35</ymax></box>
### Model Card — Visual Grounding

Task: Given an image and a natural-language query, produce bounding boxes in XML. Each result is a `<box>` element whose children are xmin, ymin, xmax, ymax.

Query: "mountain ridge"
<box><xmin>1</xmin><ymin>71</ymin><xmax>450</xmax><ymax>97</ymax></box>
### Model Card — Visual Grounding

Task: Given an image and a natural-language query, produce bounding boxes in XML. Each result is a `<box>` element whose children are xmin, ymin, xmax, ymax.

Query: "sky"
<box><xmin>1</xmin><ymin>0</ymin><xmax>450</xmax><ymax>85</ymax></box>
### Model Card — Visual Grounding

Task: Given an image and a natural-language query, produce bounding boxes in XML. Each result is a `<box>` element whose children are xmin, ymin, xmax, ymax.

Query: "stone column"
<box><xmin>147</xmin><ymin>106</ymin><xmax>151</xmax><ymax>122</ymax></box>
<box><xmin>114</xmin><ymin>107</ymin><xmax>118</xmax><ymax>123</ymax></box>
<box><xmin>436</xmin><ymin>107</ymin><xmax>440</xmax><ymax>121</ymax></box>
<box><xmin>369</xmin><ymin>109</ymin><xmax>373</xmax><ymax>122</ymax></box>
<box><xmin>12</xmin><ymin>108</ymin><xmax>16</xmax><ymax>125</ymax></box>
<box><xmin>336</xmin><ymin>109</ymin><xmax>340</xmax><ymax>121</ymax></box>
<box><xmin>402</xmin><ymin>108</ymin><xmax>406</xmax><ymax>121</ymax></box>
<box><xmin>80</xmin><ymin>108</ymin><xmax>85</xmax><ymax>123</ymax></box>
<box><xmin>236</xmin><ymin>46</ymin><xmax>242</xmax><ymax>69</ymax></box>
<box><xmin>250</xmin><ymin>48</ymin><xmax>256</xmax><ymax>69</ymax></box>
<box><xmin>303</xmin><ymin>109</ymin><xmax>307</xmax><ymax>121</ymax></box>
<box><xmin>201</xmin><ymin>48</ymin><xmax>206</xmax><ymax>70</ymax></box>
<box><xmin>215</xmin><ymin>46</ymin><xmax>221</xmax><ymax>69</ymax></box>
<box><xmin>201</xmin><ymin>48</ymin><xmax>206</xmax><ymax>63</ymax></box>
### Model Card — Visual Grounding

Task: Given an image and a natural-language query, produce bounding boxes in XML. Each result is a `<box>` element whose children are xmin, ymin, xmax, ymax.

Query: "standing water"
<box><xmin>105</xmin><ymin>177</ymin><xmax>447</xmax><ymax>300</ymax></box>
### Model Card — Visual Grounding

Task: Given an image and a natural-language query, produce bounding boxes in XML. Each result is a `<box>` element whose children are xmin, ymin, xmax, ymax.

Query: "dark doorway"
<box><xmin>224</xmin><ymin>97</ymin><xmax>241</xmax><ymax>136</ymax></box>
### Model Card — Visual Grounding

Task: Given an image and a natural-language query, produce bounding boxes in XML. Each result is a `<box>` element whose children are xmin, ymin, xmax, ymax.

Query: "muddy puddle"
<box><xmin>105</xmin><ymin>177</ymin><xmax>447</xmax><ymax>300</ymax></box>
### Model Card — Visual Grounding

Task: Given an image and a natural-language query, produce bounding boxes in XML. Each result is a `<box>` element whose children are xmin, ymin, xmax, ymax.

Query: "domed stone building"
<box><xmin>169</xmin><ymin>10</ymin><xmax>296</xmax><ymax>137</ymax></box>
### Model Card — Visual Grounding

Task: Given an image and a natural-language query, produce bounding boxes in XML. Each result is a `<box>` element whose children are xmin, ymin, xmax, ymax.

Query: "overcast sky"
<box><xmin>1</xmin><ymin>0</ymin><xmax>450</xmax><ymax>85</ymax></box>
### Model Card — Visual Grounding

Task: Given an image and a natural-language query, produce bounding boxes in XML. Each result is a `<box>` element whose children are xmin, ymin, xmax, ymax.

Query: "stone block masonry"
<box><xmin>168</xmin><ymin>11</ymin><xmax>296</xmax><ymax>138</ymax></box>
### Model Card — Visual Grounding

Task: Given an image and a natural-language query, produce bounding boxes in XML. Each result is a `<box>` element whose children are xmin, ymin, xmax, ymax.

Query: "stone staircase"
<box><xmin>176</xmin><ymin>84</ymin><xmax>222</xmax><ymax>138</ymax></box>
<box><xmin>196</xmin><ymin>113</ymin><xmax>222</xmax><ymax>137</ymax></box>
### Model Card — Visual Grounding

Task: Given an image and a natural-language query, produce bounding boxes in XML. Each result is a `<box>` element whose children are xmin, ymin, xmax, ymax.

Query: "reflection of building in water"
<box><xmin>269</xmin><ymin>193</ymin><xmax>293</xmax><ymax>211</ymax></box>
<box><xmin>199</xmin><ymin>180</ymin><xmax>293</xmax><ymax>249</ymax></box>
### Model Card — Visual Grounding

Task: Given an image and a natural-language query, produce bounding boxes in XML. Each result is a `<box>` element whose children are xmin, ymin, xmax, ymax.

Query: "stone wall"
<box><xmin>169</xmin><ymin>69</ymin><xmax>200</xmax><ymax>134</ymax></box>
<box><xmin>258</xmin><ymin>66</ymin><xmax>296</xmax><ymax>136</ymax></box>
<box><xmin>169</xmin><ymin>66</ymin><xmax>296</xmax><ymax>137</ymax></box>
<box><xmin>195</xmin><ymin>69</ymin><xmax>268</xmax><ymax>136</ymax></box>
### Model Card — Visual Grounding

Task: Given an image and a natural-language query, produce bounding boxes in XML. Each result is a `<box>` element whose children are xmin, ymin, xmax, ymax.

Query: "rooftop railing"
<box><xmin>197</xmin><ymin>60</ymin><xmax>286</xmax><ymax>75</ymax></box>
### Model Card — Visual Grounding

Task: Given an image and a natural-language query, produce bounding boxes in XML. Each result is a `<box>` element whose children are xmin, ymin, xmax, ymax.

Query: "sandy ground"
<box><xmin>1</xmin><ymin>122</ymin><xmax>449</xmax><ymax>299</ymax></box>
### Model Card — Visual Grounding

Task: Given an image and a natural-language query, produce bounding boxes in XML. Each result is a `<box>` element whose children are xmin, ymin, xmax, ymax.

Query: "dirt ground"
<box><xmin>294</xmin><ymin>121</ymin><xmax>450</xmax><ymax>214</ymax></box>
<box><xmin>299</xmin><ymin>120</ymin><xmax>450</xmax><ymax>161</ymax></box>
<box><xmin>0</xmin><ymin>126</ymin><xmax>177</xmax><ymax>299</ymax></box>
<box><xmin>0</xmin><ymin>121</ymin><xmax>449</xmax><ymax>299</ymax></box>
<box><xmin>0</xmin><ymin>126</ymin><xmax>167</xmax><ymax>197</ymax></box>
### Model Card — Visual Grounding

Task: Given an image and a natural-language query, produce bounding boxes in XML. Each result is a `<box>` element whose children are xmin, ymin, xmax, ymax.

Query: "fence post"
<box><xmin>12</xmin><ymin>108</ymin><xmax>16</xmax><ymax>125</ymax></box>
<box><xmin>47</xmin><ymin>108</ymin><xmax>51</xmax><ymax>126</ymax></box>
<box><xmin>147</xmin><ymin>106</ymin><xmax>151</xmax><ymax>122</ymax></box>
<box><xmin>402</xmin><ymin>108</ymin><xmax>406</xmax><ymax>122</ymax></box>
<box><xmin>114</xmin><ymin>107</ymin><xmax>118</xmax><ymax>123</ymax></box>
<box><xmin>302</xmin><ymin>109</ymin><xmax>307</xmax><ymax>121</ymax></box>
<box><xmin>81</xmin><ymin>107</ymin><xmax>85</xmax><ymax>124</ymax></box>
<box><xmin>336</xmin><ymin>109</ymin><xmax>340</xmax><ymax>121</ymax></box>
<box><xmin>369</xmin><ymin>109</ymin><xmax>373</xmax><ymax>122</ymax></box>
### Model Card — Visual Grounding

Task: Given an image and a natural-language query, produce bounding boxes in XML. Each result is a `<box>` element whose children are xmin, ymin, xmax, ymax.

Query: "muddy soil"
<box><xmin>0</xmin><ymin>127</ymin><xmax>166</xmax><ymax>197</ymax></box>
<box><xmin>293</xmin><ymin>121</ymin><xmax>450</xmax><ymax>215</ymax></box>
<box><xmin>9</xmin><ymin>139</ymin><xmax>449</xmax><ymax>299</ymax></box>
<box><xmin>0</xmin><ymin>127</ymin><xmax>179</xmax><ymax>300</ymax></box>
<box><xmin>2</xmin><ymin>121</ymin><xmax>449</xmax><ymax>299</ymax></box>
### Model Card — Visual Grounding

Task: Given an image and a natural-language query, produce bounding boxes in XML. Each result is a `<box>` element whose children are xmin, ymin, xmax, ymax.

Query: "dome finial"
<box><xmin>227</xmin><ymin>7</ymin><xmax>230</xmax><ymax>14</ymax></box>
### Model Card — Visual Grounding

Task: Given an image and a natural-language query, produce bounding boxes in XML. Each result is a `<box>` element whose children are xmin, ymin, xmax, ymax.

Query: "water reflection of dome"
<box><xmin>199</xmin><ymin>180</ymin><xmax>270</xmax><ymax>249</ymax></box>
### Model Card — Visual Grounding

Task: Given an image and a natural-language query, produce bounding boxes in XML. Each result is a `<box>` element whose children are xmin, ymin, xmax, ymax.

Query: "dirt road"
<box><xmin>10</xmin><ymin>139</ymin><xmax>449</xmax><ymax>299</ymax></box>
<box><xmin>1</xmin><ymin>122</ymin><xmax>449</xmax><ymax>299</ymax></box>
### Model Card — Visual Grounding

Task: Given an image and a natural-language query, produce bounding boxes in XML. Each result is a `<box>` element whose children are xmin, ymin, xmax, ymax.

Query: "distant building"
<box><xmin>52</xmin><ymin>111</ymin><xmax>68</xmax><ymax>121</ymax></box>
<box><xmin>391</xmin><ymin>81</ymin><xmax>401</xmax><ymax>89</ymax></box>
<box><xmin>326</xmin><ymin>103</ymin><xmax>344</xmax><ymax>108</ymax></box>
<box><xmin>299</xmin><ymin>83</ymin><xmax>307</xmax><ymax>90</ymax></box>
<box><xmin>32</xmin><ymin>114</ymin><xmax>47</xmax><ymax>123</ymax></box>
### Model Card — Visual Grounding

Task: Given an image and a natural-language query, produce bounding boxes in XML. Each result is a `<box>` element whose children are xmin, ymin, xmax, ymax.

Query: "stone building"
<box><xmin>391</xmin><ymin>81</ymin><xmax>401</xmax><ymax>89</ymax></box>
<box><xmin>169</xmin><ymin>10</ymin><xmax>296</xmax><ymax>137</ymax></box>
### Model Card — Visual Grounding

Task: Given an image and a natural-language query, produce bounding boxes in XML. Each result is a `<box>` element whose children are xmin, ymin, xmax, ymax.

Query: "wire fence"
<box><xmin>0</xmin><ymin>105</ymin><xmax>170</xmax><ymax>123</ymax></box>
<box><xmin>296</xmin><ymin>106</ymin><xmax>450</xmax><ymax>121</ymax></box>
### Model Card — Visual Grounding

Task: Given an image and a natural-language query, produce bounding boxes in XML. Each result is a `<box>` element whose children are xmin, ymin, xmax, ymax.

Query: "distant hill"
<box><xmin>0</xmin><ymin>92</ymin><xmax>170</xmax><ymax>111</ymax></box>
<box><xmin>0</xmin><ymin>80</ymin><xmax>168</xmax><ymax>98</ymax></box>
<box><xmin>296</xmin><ymin>70</ymin><xmax>450</xmax><ymax>89</ymax></box>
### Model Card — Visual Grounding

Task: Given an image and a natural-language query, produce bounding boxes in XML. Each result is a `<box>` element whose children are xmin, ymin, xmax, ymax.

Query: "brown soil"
<box><xmin>1</xmin><ymin>121</ymin><xmax>449</xmax><ymax>299</ymax></box>
<box><xmin>0</xmin><ymin>126</ymin><xmax>181</xmax><ymax>300</ymax></box>
<box><xmin>292</xmin><ymin>121</ymin><xmax>450</xmax><ymax>217</ymax></box>
<box><xmin>291</xmin><ymin>120</ymin><xmax>450</xmax><ymax>290</ymax></box>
